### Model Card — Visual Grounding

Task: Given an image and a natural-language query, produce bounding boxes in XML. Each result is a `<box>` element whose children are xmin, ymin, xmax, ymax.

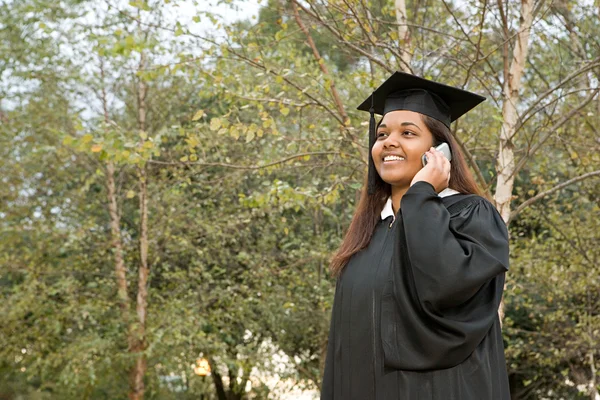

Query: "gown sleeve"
<box><xmin>381</xmin><ymin>181</ymin><xmax>509</xmax><ymax>370</ymax></box>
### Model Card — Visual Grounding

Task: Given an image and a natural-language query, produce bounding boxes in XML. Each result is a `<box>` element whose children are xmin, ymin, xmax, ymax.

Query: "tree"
<box><xmin>2</xmin><ymin>0</ymin><xmax>600</xmax><ymax>398</ymax></box>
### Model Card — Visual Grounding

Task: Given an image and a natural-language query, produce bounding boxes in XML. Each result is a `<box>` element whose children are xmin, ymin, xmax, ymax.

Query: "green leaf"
<box><xmin>192</xmin><ymin>110</ymin><xmax>205</xmax><ymax>121</ymax></box>
<box><xmin>186</xmin><ymin>136</ymin><xmax>200</xmax><ymax>148</ymax></box>
<box><xmin>125</xmin><ymin>35</ymin><xmax>135</xmax><ymax>49</ymax></box>
<box><xmin>210</xmin><ymin>118</ymin><xmax>222</xmax><ymax>131</ymax></box>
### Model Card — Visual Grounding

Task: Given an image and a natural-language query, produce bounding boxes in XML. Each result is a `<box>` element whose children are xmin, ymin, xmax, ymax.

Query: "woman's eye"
<box><xmin>376</xmin><ymin>132</ymin><xmax>387</xmax><ymax>138</ymax></box>
<box><xmin>403</xmin><ymin>130</ymin><xmax>415</xmax><ymax>136</ymax></box>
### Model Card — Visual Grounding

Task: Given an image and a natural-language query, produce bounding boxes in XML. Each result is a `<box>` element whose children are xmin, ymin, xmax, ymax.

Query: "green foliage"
<box><xmin>1</xmin><ymin>0</ymin><xmax>600</xmax><ymax>399</ymax></box>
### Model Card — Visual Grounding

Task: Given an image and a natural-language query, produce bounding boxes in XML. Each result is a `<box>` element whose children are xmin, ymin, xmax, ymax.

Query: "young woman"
<box><xmin>321</xmin><ymin>72</ymin><xmax>510</xmax><ymax>400</ymax></box>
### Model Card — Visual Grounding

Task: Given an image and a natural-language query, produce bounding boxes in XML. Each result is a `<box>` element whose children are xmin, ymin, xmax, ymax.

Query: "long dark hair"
<box><xmin>329</xmin><ymin>115</ymin><xmax>482</xmax><ymax>276</ymax></box>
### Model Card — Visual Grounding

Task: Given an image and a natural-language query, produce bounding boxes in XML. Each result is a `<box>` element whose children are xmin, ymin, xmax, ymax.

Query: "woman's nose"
<box><xmin>383</xmin><ymin>134</ymin><xmax>399</xmax><ymax>148</ymax></box>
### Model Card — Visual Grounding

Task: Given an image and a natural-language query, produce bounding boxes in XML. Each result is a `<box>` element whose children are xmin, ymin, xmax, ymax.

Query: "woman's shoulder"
<box><xmin>441</xmin><ymin>192</ymin><xmax>489</xmax><ymax>215</ymax></box>
<box><xmin>443</xmin><ymin>193</ymin><xmax>508</xmax><ymax>236</ymax></box>
<box><xmin>443</xmin><ymin>193</ymin><xmax>506</xmax><ymax>225</ymax></box>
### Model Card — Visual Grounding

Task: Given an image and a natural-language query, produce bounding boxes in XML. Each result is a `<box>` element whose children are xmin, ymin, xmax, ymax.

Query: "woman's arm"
<box><xmin>380</xmin><ymin>181</ymin><xmax>508</xmax><ymax>370</ymax></box>
<box><xmin>400</xmin><ymin>181</ymin><xmax>508</xmax><ymax>311</ymax></box>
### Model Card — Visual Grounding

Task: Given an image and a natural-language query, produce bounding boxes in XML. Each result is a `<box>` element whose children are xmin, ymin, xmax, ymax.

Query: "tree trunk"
<box><xmin>211</xmin><ymin>369</ymin><xmax>228</xmax><ymax>400</ymax></box>
<box><xmin>589</xmin><ymin>351</ymin><xmax>599</xmax><ymax>400</ymax></box>
<box><xmin>107</xmin><ymin>161</ymin><xmax>130</xmax><ymax>311</ymax></box>
<box><xmin>493</xmin><ymin>0</ymin><xmax>534</xmax><ymax>323</ymax></box>
<box><xmin>130</xmin><ymin>47</ymin><xmax>150</xmax><ymax>400</ymax></box>
<box><xmin>395</xmin><ymin>0</ymin><xmax>412</xmax><ymax>72</ymax></box>
<box><xmin>493</xmin><ymin>0</ymin><xmax>534</xmax><ymax>223</ymax></box>
<box><xmin>129</xmin><ymin>164</ymin><xmax>149</xmax><ymax>400</ymax></box>
<box><xmin>100</xmin><ymin>56</ymin><xmax>130</xmax><ymax>317</ymax></box>
<box><xmin>99</xmin><ymin>56</ymin><xmax>134</xmax><ymax>366</ymax></box>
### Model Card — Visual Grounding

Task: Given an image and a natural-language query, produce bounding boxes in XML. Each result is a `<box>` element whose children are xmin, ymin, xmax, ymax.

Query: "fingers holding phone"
<box><xmin>411</xmin><ymin>146</ymin><xmax>451</xmax><ymax>192</ymax></box>
<box><xmin>422</xmin><ymin>142</ymin><xmax>452</xmax><ymax>166</ymax></box>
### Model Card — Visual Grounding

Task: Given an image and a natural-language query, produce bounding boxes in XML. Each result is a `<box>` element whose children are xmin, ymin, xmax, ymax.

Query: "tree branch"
<box><xmin>539</xmin><ymin>212</ymin><xmax>594</xmax><ymax>266</ymax></box>
<box><xmin>290</xmin><ymin>0</ymin><xmax>349</xmax><ymax>125</ymax></box>
<box><xmin>462</xmin><ymin>0</ymin><xmax>488</xmax><ymax>88</ymax></box>
<box><xmin>509</xmin><ymin>170</ymin><xmax>600</xmax><ymax>224</ymax></box>
<box><xmin>513</xmin><ymin>58</ymin><xmax>600</xmax><ymax>138</ymax></box>
<box><xmin>511</xmin><ymin>88</ymin><xmax>600</xmax><ymax>179</ymax></box>
<box><xmin>291</xmin><ymin>0</ymin><xmax>394</xmax><ymax>73</ymax></box>
<box><xmin>148</xmin><ymin>151</ymin><xmax>348</xmax><ymax>169</ymax></box>
<box><xmin>441</xmin><ymin>0</ymin><xmax>503</xmax><ymax>89</ymax></box>
<box><xmin>496</xmin><ymin>0</ymin><xmax>509</xmax><ymax>88</ymax></box>
<box><xmin>230</xmin><ymin>94</ymin><xmax>317</xmax><ymax>108</ymax></box>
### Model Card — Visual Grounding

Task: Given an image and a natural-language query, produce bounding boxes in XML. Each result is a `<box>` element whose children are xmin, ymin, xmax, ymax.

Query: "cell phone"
<box><xmin>422</xmin><ymin>142</ymin><xmax>452</xmax><ymax>167</ymax></box>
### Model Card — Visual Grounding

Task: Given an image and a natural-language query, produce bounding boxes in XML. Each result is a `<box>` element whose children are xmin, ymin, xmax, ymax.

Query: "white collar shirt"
<box><xmin>381</xmin><ymin>187</ymin><xmax>460</xmax><ymax>222</ymax></box>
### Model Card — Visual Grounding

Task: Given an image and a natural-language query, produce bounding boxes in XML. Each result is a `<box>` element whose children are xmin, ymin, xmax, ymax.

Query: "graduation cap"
<box><xmin>357</xmin><ymin>72</ymin><xmax>486</xmax><ymax>194</ymax></box>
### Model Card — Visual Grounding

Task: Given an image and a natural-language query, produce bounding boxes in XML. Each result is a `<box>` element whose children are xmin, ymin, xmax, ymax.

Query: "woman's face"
<box><xmin>371</xmin><ymin>110</ymin><xmax>435</xmax><ymax>187</ymax></box>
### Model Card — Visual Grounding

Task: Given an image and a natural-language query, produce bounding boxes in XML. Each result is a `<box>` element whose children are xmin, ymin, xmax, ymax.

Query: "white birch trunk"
<box><xmin>100</xmin><ymin>57</ymin><xmax>130</xmax><ymax>315</ymax></box>
<box><xmin>107</xmin><ymin>161</ymin><xmax>130</xmax><ymax>310</ymax></box>
<box><xmin>494</xmin><ymin>0</ymin><xmax>535</xmax><ymax>324</ymax></box>
<box><xmin>494</xmin><ymin>0</ymin><xmax>535</xmax><ymax>223</ymax></box>
<box><xmin>395</xmin><ymin>0</ymin><xmax>412</xmax><ymax>72</ymax></box>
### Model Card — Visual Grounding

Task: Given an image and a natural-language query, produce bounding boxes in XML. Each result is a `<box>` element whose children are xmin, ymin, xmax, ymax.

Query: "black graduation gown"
<box><xmin>321</xmin><ymin>181</ymin><xmax>510</xmax><ymax>400</ymax></box>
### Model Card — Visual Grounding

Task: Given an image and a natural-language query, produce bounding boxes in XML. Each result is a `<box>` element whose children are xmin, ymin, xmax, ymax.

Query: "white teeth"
<box><xmin>384</xmin><ymin>155</ymin><xmax>405</xmax><ymax>161</ymax></box>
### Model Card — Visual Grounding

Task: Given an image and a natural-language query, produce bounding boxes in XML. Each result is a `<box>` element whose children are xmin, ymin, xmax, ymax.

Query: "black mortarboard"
<box><xmin>358</xmin><ymin>72</ymin><xmax>486</xmax><ymax>194</ymax></box>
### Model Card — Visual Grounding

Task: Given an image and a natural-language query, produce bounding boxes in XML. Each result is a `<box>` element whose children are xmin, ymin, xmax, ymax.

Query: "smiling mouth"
<box><xmin>383</xmin><ymin>155</ymin><xmax>405</xmax><ymax>162</ymax></box>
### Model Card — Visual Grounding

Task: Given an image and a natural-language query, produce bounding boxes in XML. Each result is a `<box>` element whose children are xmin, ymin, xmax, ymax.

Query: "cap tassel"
<box><xmin>367</xmin><ymin>100</ymin><xmax>378</xmax><ymax>195</ymax></box>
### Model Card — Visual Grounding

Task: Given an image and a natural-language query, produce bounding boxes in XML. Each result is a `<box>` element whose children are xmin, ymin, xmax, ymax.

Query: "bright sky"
<box><xmin>181</xmin><ymin>0</ymin><xmax>261</xmax><ymax>34</ymax></box>
<box><xmin>202</xmin><ymin>0</ymin><xmax>261</xmax><ymax>21</ymax></box>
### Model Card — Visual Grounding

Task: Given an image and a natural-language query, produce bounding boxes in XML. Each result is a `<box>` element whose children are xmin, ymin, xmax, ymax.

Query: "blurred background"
<box><xmin>0</xmin><ymin>0</ymin><xmax>599</xmax><ymax>398</ymax></box>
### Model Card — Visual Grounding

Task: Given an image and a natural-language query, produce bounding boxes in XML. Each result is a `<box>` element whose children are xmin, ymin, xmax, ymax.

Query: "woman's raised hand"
<box><xmin>410</xmin><ymin>147</ymin><xmax>451</xmax><ymax>193</ymax></box>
